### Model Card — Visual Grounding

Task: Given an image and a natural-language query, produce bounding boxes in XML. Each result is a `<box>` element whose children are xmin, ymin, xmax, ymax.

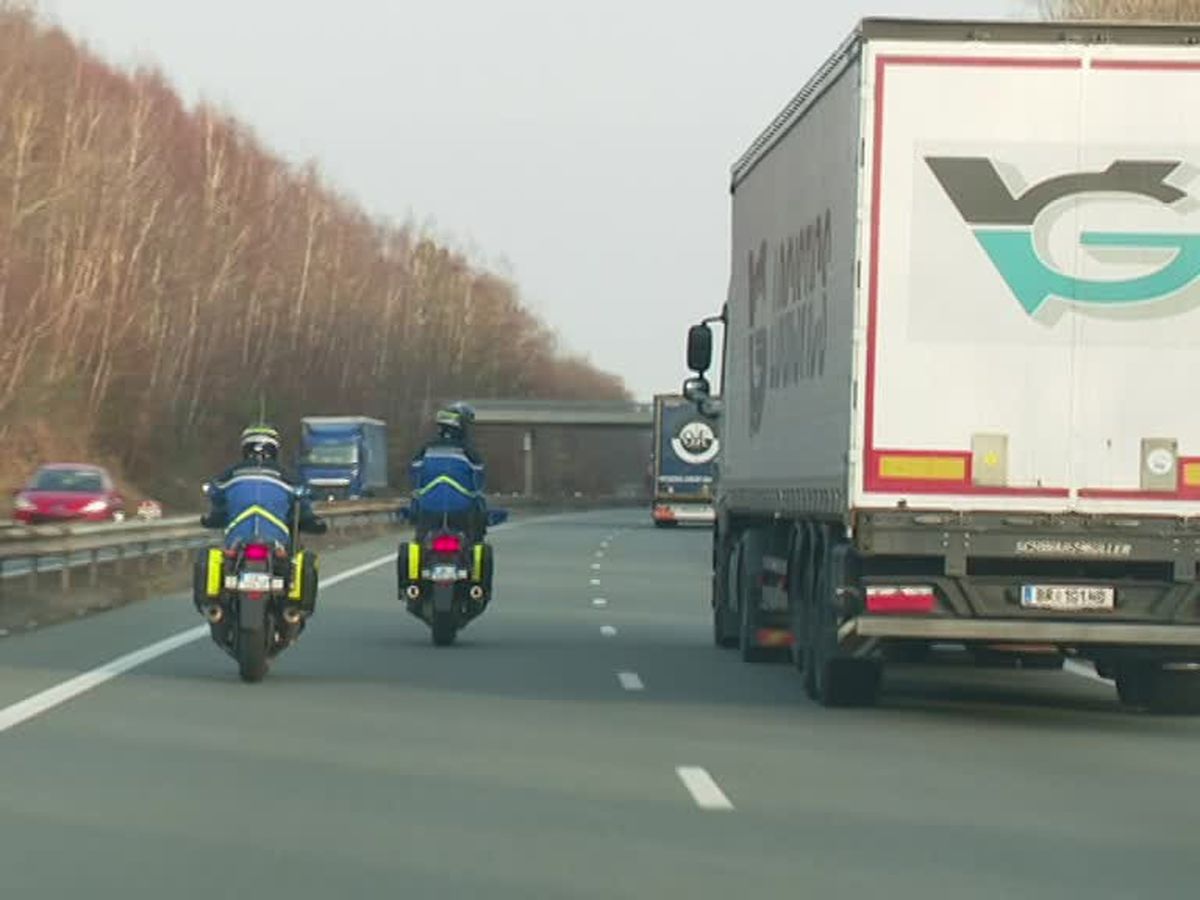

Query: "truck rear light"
<box><xmin>865</xmin><ymin>586</ymin><xmax>938</xmax><ymax>614</ymax></box>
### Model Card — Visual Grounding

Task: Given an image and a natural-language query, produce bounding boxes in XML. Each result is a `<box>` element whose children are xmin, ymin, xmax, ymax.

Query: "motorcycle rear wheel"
<box><xmin>431</xmin><ymin>611</ymin><xmax>457</xmax><ymax>647</ymax></box>
<box><xmin>237</xmin><ymin>627</ymin><xmax>269</xmax><ymax>682</ymax></box>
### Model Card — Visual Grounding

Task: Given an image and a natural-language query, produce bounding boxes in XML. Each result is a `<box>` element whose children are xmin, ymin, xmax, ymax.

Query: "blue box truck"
<box><xmin>651</xmin><ymin>394</ymin><xmax>719</xmax><ymax>527</ymax></box>
<box><xmin>298</xmin><ymin>417</ymin><xmax>388</xmax><ymax>500</ymax></box>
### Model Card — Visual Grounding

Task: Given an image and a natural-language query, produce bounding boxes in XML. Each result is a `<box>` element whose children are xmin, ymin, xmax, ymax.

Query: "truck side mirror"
<box><xmin>683</xmin><ymin>376</ymin><xmax>711</xmax><ymax>404</ymax></box>
<box><xmin>687</xmin><ymin>323</ymin><xmax>713</xmax><ymax>374</ymax></box>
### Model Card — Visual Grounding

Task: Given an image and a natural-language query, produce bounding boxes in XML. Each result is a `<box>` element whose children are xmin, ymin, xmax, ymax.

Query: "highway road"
<box><xmin>0</xmin><ymin>510</ymin><xmax>1197</xmax><ymax>899</ymax></box>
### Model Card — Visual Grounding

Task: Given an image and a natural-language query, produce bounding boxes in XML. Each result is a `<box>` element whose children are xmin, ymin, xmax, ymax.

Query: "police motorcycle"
<box><xmin>193</xmin><ymin>475</ymin><xmax>320</xmax><ymax>682</ymax></box>
<box><xmin>396</xmin><ymin>446</ymin><xmax>507</xmax><ymax>646</ymax></box>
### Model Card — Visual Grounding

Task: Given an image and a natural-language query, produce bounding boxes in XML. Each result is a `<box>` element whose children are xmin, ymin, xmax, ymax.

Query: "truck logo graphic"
<box><xmin>926</xmin><ymin>157</ymin><xmax>1200</xmax><ymax>316</ymax></box>
<box><xmin>672</xmin><ymin>421</ymin><xmax>719</xmax><ymax>465</ymax></box>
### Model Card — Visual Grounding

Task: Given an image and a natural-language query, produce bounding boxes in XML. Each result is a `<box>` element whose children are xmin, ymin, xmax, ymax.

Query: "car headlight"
<box><xmin>81</xmin><ymin>499</ymin><xmax>109</xmax><ymax>513</ymax></box>
<box><xmin>14</xmin><ymin>496</ymin><xmax>36</xmax><ymax>511</ymax></box>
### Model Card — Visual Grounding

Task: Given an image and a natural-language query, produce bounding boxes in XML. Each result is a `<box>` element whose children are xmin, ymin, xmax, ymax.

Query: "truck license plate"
<box><xmin>1020</xmin><ymin>585</ymin><xmax>1114</xmax><ymax>611</ymax></box>
<box><xmin>237</xmin><ymin>572</ymin><xmax>272</xmax><ymax>593</ymax></box>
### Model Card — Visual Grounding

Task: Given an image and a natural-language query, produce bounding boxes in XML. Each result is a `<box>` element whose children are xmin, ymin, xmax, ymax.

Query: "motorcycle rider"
<box><xmin>409</xmin><ymin>403</ymin><xmax>488</xmax><ymax>543</ymax></box>
<box><xmin>201</xmin><ymin>423</ymin><xmax>328</xmax><ymax>541</ymax></box>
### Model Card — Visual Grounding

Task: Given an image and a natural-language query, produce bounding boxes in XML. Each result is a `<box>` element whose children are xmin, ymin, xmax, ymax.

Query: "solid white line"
<box><xmin>676</xmin><ymin>766</ymin><xmax>734</xmax><ymax>811</ymax></box>
<box><xmin>592</xmin><ymin>598</ymin><xmax>608</xmax><ymax>608</ymax></box>
<box><xmin>600</xmin><ymin>625</ymin><xmax>617</xmax><ymax>637</ymax></box>
<box><xmin>0</xmin><ymin>518</ymin><xmax>544</xmax><ymax>735</ymax></box>
<box><xmin>1064</xmin><ymin>659</ymin><xmax>1111</xmax><ymax>684</ymax></box>
<box><xmin>617</xmin><ymin>671</ymin><xmax>644</xmax><ymax>691</ymax></box>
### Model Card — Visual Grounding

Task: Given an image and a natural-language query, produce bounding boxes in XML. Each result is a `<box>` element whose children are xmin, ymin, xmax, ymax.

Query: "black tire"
<box><xmin>237</xmin><ymin>627</ymin><xmax>269</xmax><ymax>683</ymax></box>
<box><xmin>805</xmin><ymin>537</ymin><xmax>880</xmax><ymax>708</ymax></box>
<box><xmin>1116</xmin><ymin>663</ymin><xmax>1153</xmax><ymax>708</ymax></box>
<box><xmin>432</xmin><ymin>611</ymin><xmax>457</xmax><ymax>647</ymax></box>
<box><xmin>1147</xmin><ymin>670</ymin><xmax>1200</xmax><ymax>714</ymax></box>
<box><xmin>883</xmin><ymin>641</ymin><xmax>932</xmax><ymax>664</ymax></box>
<box><xmin>739</xmin><ymin>586</ymin><xmax>770</xmax><ymax>663</ymax></box>
<box><xmin>735</xmin><ymin>531</ymin><xmax>771</xmax><ymax>663</ymax></box>
<box><xmin>712</xmin><ymin>535</ymin><xmax>739</xmax><ymax>649</ymax></box>
<box><xmin>1018</xmin><ymin>654</ymin><xmax>1065</xmax><ymax>671</ymax></box>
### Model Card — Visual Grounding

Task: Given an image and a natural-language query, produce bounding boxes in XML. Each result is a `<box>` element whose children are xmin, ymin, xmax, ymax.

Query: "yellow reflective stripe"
<box><xmin>414</xmin><ymin>475</ymin><xmax>478</xmax><ymax>498</ymax></box>
<box><xmin>288</xmin><ymin>551</ymin><xmax>305</xmax><ymax>601</ymax></box>
<box><xmin>224</xmin><ymin>504</ymin><xmax>290</xmax><ymax>535</ymax></box>
<box><xmin>205</xmin><ymin>548</ymin><xmax>224</xmax><ymax>598</ymax></box>
<box><xmin>407</xmin><ymin>543</ymin><xmax>421</xmax><ymax>580</ymax></box>
<box><xmin>472</xmin><ymin>543</ymin><xmax>483</xmax><ymax>582</ymax></box>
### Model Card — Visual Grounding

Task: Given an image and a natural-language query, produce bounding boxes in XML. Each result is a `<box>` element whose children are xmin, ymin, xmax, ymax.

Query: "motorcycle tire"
<box><xmin>237</xmin><ymin>627</ymin><xmax>269</xmax><ymax>682</ymax></box>
<box><xmin>431</xmin><ymin>611</ymin><xmax>457</xmax><ymax>647</ymax></box>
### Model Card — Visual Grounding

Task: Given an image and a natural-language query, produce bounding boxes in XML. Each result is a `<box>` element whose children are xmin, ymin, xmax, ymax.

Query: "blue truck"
<box><xmin>651</xmin><ymin>394</ymin><xmax>719</xmax><ymax>527</ymax></box>
<box><xmin>297</xmin><ymin>417</ymin><xmax>388</xmax><ymax>500</ymax></box>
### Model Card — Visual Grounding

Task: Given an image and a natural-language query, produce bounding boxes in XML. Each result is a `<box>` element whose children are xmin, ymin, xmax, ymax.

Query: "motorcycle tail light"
<box><xmin>243</xmin><ymin>544</ymin><xmax>271</xmax><ymax>561</ymax></box>
<box><xmin>431</xmin><ymin>534</ymin><xmax>462</xmax><ymax>554</ymax></box>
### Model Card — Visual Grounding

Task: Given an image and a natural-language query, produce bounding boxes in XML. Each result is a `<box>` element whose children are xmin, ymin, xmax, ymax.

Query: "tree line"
<box><xmin>0</xmin><ymin>6</ymin><xmax>637</xmax><ymax>501</ymax></box>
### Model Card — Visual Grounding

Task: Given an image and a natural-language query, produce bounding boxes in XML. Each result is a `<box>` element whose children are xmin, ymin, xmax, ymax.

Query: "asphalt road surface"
<box><xmin>0</xmin><ymin>510</ymin><xmax>1197</xmax><ymax>899</ymax></box>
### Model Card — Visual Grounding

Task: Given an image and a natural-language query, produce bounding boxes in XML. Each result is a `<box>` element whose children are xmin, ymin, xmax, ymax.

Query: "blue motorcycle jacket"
<box><xmin>203</xmin><ymin>463</ymin><xmax>325</xmax><ymax>548</ymax></box>
<box><xmin>410</xmin><ymin>444</ymin><xmax>486</xmax><ymax>517</ymax></box>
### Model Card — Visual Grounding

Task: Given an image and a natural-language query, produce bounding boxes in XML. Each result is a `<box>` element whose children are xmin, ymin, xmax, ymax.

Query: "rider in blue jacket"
<box><xmin>410</xmin><ymin>404</ymin><xmax>488</xmax><ymax>543</ymax></box>
<box><xmin>202</xmin><ymin>424</ymin><xmax>327</xmax><ymax>544</ymax></box>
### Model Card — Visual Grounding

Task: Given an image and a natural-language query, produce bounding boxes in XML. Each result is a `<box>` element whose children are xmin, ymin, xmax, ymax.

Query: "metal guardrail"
<box><xmin>0</xmin><ymin>500</ymin><xmax>403</xmax><ymax>594</ymax></box>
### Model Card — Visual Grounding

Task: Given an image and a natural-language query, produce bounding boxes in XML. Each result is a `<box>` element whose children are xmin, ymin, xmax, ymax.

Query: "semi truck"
<box><xmin>681</xmin><ymin>18</ymin><xmax>1200</xmax><ymax>711</ymax></box>
<box><xmin>297</xmin><ymin>417</ymin><xmax>388</xmax><ymax>500</ymax></box>
<box><xmin>651</xmin><ymin>394</ymin><xmax>719</xmax><ymax>526</ymax></box>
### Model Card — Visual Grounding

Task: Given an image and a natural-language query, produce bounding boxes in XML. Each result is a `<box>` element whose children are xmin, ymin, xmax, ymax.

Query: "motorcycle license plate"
<box><xmin>237</xmin><ymin>572</ymin><xmax>272</xmax><ymax>593</ymax></box>
<box><xmin>430</xmin><ymin>564</ymin><xmax>458</xmax><ymax>582</ymax></box>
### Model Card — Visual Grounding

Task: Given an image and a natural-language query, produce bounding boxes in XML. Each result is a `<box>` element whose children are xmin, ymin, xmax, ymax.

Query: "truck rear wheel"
<box><xmin>805</xmin><ymin>535</ymin><xmax>880</xmax><ymax>708</ymax></box>
<box><xmin>1118</xmin><ymin>663</ymin><xmax>1200</xmax><ymax>713</ymax></box>
<box><xmin>712</xmin><ymin>533</ymin><xmax>738</xmax><ymax>649</ymax></box>
<box><xmin>737</xmin><ymin>531</ymin><xmax>771</xmax><ymax>664</ymax></box>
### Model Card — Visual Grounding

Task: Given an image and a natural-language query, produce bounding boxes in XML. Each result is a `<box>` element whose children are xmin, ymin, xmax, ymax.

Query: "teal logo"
<box><xmin>927</xmin><ymin>158</ymin><xmax>1200</xmax><ymax>315</ymax></box>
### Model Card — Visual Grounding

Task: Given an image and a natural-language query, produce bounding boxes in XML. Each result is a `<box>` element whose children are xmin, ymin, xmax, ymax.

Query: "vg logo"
<box><xmin>927</xmin><ymin>157</ymin><xmax>1200</xmax><ymax>317</ymax></box>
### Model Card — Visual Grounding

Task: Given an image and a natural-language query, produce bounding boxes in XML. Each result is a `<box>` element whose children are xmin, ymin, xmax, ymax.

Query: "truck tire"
<box><xmin>712</xmin><ymin>534</ymin><xmax>739</xmax><ymax>649</ymax></box>
<box><xmin>1119</xmin><ymin>664</ymin><xmax>1200</xmax><ymax>714</ymax></box>
<box><xmin>1115</xmin><ymin>662</ymin><xmax>1153</xmax><ymax>709</ymax></box>
<box><xmin>805</xmin><ymin>535</ymin><xmax>881</xmax><ymax>708</ymax></box>
<box><xmin>736</xmin><ymin>530</ymin><xmax>770</xmax><ymax>663</ymax></box>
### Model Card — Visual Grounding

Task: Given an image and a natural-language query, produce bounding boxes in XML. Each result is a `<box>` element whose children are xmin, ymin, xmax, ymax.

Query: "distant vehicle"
<box><xmin>136</xmin><ymin>500</ymin><xmax>164</xmax><ymax>520</ymax></box>
<box><xmin>651</xmin><ymin>394</ymin><xmax>719</xmax><ymax>527</ymax></box>
<box><xmin>297</xmin><ymin>416</ymin><xmax>388</xmax><ymax>500</ymax></box>
<box><xmin>12</xmin><ymin>464</ymin><xmax>126</xmax><ymax>524</ymax></box>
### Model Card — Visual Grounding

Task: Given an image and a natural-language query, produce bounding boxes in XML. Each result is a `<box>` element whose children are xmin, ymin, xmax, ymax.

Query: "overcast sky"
<box><xmin>39</xmin><ymin>0</ymin><xmax>1019</xmax><ymax>400</ymax></box>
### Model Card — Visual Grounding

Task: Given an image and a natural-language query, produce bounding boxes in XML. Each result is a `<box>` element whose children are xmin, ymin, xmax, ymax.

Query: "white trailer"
<box><xmin>683</xmin><ymin>18</ymin><xmax>1200</xmax><ymax>710</ymax></box>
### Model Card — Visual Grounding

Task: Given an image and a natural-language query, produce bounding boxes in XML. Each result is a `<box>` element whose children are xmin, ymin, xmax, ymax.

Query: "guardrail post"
<box><xmin>28</xmin><ymin>555</ymin><xmax>38</xmax><ymax>591</ymax></box>
<box><xmin>141</xmin><ymin>542</ymin><xmax>149</xmax><ymax>575</ymax></box>
<box><xmin>61</xmin><ymin>556</ymin><xmax>70</xmax><ymax>592</ymax></box>
<box><xmin>89</xmin><ymin>549</ymin><xmax>99</xmax><ymax>588</ymax></box>
<box><xmin>114</xmin><ymin>544</ymin><xmax>124</xmax><ymax>576</ymax></box>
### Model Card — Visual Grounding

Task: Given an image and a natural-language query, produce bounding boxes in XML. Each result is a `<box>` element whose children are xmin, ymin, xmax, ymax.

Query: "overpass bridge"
<box><xmin>456</xmin><ymin>399</ymin><xmax>655</xmax><ymax>496</ymax></box>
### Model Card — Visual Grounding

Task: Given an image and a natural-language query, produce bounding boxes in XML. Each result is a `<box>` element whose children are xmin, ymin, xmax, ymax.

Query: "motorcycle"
<box><xmin>396</xmin><ymin>507</ymin><xmax>507</xmax><ymax>646</ymax></box>
<box><xmin>193</xmin><ymin>483</ymin><xmax>318</xmax><ymax>681</ymax></box>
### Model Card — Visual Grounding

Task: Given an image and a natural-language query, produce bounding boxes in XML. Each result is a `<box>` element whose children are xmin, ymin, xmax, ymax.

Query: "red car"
<box><xmin>12</xmin><ymin>464</ymin><xmax>126</xmax><ymax>525</ymax></box>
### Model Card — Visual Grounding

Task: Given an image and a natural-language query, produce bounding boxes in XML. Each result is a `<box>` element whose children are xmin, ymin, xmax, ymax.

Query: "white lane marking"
<box><xmin>592</xmin><ymin>598</ymin><xmax>608</xmax><ymax>608</ymax></box>
<box><xmin>590</xmin><ymin>563</ymin><xmax>601</xmax><ymax>570</ymax></box>
<box><xmin>617</xmin><ymin>671</ymin><xmax>644</xmax><ymax>691</ymax></box>
<box><xmin>600</xmin><ymin>625</ymin><xmax>617</xmax><ymax>637</ymax></box>
<box><xmin>0</xmin><ymin>519</ymin><xmax>545</xmax><ymax>734</ymax></box>
<box><xmin>1065</xmin><ymin>659</ymin><xmax>1111</xmax><ymax>684</ymax></box>
<box><xmin>589</xmin><ymin>578</ymin><xmax>601</xmax><ymax>586</ymax></box>
<box><xmin>595</xmin><ymin>551</ymin><xmax>605</xmax><ymax>558</ymax></box>
<box><xmin>676</xmin><ymin>767</ymin><xmax>734</xmax><ymax>811</ymax></box>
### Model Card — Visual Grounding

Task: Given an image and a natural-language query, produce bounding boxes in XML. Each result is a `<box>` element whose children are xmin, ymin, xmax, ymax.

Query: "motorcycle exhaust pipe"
<box><xmin>469</xmin><ymin>585</ymin><xmax>485</xmax><ymax>601</ymax></box>
<box><xmin>405</xmin><ymin>584</ymin><xmax>421</xmax><ymax>601</ymax></box>
<box><xmin>282</xmin><ymin>607</ymin><xmax>304</xmax><ymax>626</ymax></box>
<box><xmin>203</xmin><ymin>604</ymin><xmax>224</xmax><ymax>625</ymax></box>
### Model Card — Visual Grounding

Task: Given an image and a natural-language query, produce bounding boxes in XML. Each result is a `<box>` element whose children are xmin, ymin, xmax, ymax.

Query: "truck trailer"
<box><xmin>651</xmin><ymin>394</ymin><xmax>719</xmax><ymax>526</ymax></box>
<box><xmin>682</xmin><ymin>18</ymin><xmax>1200</xmax><ymax>711</ymax></box>
<box><xmin>298</xmin><ymin>417</ymin><xmax>388</xmax><ymax>500</ymax></box>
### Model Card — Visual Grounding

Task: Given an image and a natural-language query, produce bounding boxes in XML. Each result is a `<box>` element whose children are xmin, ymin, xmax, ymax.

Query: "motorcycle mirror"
<box><xmin>487</xmin><ymin>509</ymin><xmax>509</xmax><ymax>526</ymax></box>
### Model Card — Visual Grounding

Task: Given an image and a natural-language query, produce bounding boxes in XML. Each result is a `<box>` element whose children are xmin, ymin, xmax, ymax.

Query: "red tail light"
<box><xmin>431</xmin><ymin>534</ymin><xmax>462</xmax><ymax>554</ymax></box>
<box><xmin>243</xmin><ymin>544</ymin><xmax>271</xmax><ymax>561</ymax></box>
<box><xmin>865</xmin><ymin>586</ymin><xmax>938</xmax><ymax>615</ymax></box>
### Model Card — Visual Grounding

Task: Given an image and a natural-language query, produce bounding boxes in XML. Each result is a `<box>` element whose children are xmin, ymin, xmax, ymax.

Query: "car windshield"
<box><xmin>30</xmin><ymin>468</ymin><xmax>104</xmax><ymax>493</ymax></box>
<box><xmin>304</xmin><ymin>444</ymin><xmax>358</xmax><ymax>466</ymax></box>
